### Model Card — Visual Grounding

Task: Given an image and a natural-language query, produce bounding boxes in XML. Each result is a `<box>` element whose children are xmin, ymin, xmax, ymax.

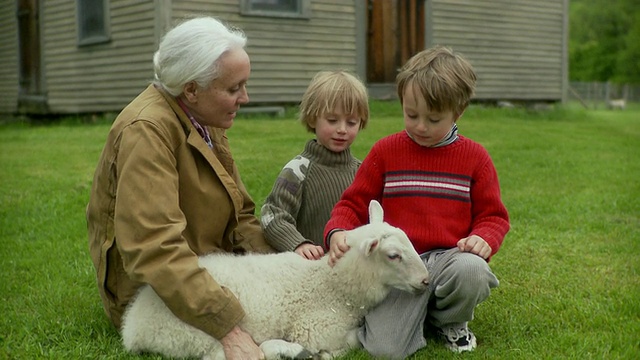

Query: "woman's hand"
<box><xmin>457</xmin><ymin>235</ymin><xmax>492</xmax><ymax>259</ymax></box>
<box><xmin>295</xmin><ymin>243</ymin><xmax>325</xmax><ymax>260</ymax></box>
<box><xmin>220</xmin><ymin>325</ymin><xmax>264</xmax><ymax>360</ymax></box>
<box><xmin>328</xmin><ymin>230</ymin><xmax>350</xmax><ymax>267</ymax></box>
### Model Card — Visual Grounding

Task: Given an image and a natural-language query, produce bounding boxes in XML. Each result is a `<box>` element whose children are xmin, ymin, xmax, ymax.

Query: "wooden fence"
<box><xmin>569</xmin><ymin>82</ymin><xmax>639</xmax><ymax>109</ymax></box>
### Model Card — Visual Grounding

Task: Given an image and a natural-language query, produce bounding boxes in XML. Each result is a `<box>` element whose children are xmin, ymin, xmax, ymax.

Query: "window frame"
<box><xmin>240</xmin><ymin>0</ymin><xmax>311</xmax><ymax>19</ymax></box>
<box><xmin>76</xmin><ymin>0</ymin><xmax>111</xmax><ymax>46</ymax></box>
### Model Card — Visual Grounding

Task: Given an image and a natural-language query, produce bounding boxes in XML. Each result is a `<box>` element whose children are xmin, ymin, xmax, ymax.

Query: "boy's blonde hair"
<box><xmin>299</xmin><ymin>71</ymin><xmax>369</xmax><ymax>133</ymax></box>
<box><xmin>396</xmin><ymin>45</ymin><xmax>476</xmax><ymax>115</ymax></box>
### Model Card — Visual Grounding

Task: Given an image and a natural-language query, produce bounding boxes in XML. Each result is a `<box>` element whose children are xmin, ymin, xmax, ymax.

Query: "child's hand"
<box><xmin>328</xmin><ymin>230</ymin><xmax>350</xmax><ymax>267</ymax></box>
<box><xmin>457</xmin><ymin>235</ymin><xmax>492</xmax><ymax>259</ymax></box>
<box><xmin>294</xmin><ymin>243</ymin><xmax>325</xmax><ymax>260</ymax></box>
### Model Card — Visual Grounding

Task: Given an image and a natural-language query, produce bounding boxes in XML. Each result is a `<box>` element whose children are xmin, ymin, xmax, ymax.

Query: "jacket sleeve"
<box><xmin>114</xmin><ymin>120</ymin><xmax>244</xmax><ymax>340</ymax></box>
<box><xmin>260</xmin><ymin>162</ymin><xmax>309</xmax><ymax>252</ymax></box>
<box><xmin>224</xmin><ymin>142</ymin><xmax>275</xmax><ymax>255</ymax></box>
<box><xmin>231</xmin><ymin>170</ymin><xmax>276</xmax><ymax>254</ymax></box>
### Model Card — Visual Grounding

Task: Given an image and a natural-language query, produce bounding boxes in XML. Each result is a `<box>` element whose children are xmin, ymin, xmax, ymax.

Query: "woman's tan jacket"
<box><xmin>86</xmin><ymin>85</ymin><xmax>274</xmax><ymax>339</ymax></box>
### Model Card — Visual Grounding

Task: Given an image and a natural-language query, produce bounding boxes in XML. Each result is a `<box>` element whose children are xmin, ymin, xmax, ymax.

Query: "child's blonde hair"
<box><xmin>299</xmin><ymin>71</ymin><xmax>369</xmax><ymax>133</ymax></box>
<box><xmin>396</xmin><ymin>45</ymin><xmax>476</xmax><ymax>115</ymax></box>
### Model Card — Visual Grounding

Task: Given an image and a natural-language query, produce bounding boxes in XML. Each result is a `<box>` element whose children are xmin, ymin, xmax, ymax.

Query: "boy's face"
<box><xmin>312</xmin><ymin>105</ymin><xmax>361</xmax><ymax>153</ymax></box>
<box><xmin>402</xmin><ymin>86</ymin><xmax>459</xmax><ymax>147</ymax></box>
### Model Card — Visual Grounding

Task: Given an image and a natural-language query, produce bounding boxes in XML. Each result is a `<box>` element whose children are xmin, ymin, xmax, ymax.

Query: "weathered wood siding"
<box><xmin>0</xmin><ymin>0</ymin><xmax>19</xmax><ymax>114</ymax></box>
<box><xmin>0</xmin><ymin>0</ymin><xmax>568</xmax><ymax>114</ymax></box>
<box><xmin>427</xmin><ymin>0</ymin><xmax>567</xmax><ymax>101</ymax></box>
<box><xmin>172</xmin><ymin>0</ymin><xmax>358</xmax><ymax>104</ymax></box>
<box><xmin>42</xmin><ymin>0</ymin><xmax>157</xmax><ymax>113</ymax></box>
<box><xmin>1</xmin><ymin>0</ymin><xmax>357</xmax><ymax>114</ymax></box>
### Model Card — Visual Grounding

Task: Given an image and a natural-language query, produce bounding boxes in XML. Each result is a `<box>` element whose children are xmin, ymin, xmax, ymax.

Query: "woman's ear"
<box><xmin>182</xmin><ymin>81</ymin><xmax>198</xmax><ymax>103</ymax></box>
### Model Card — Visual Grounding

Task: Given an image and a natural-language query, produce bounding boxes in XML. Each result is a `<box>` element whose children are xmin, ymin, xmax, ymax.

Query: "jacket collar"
<box><xmin>152</xmin><ymin>84</ymin><xmax>243</xmax><ymax>212</ymax></box>
<box><xmin>153</xmin><ymin>85</ymin><xmax>193</xmax><ymax>134</ymax></box>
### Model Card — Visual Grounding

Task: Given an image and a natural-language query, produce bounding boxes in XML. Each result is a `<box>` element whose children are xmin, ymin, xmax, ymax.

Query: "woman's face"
<box><xmin>183</xmin><ymin>47</ymin><xmax>250</xmax><ymax>129</ymax></box>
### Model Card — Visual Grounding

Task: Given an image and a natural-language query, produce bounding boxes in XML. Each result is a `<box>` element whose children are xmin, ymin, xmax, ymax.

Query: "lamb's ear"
<box><xmin>368</xmin><ymin>200</ymin><xmax>384</xmax><ymax>224</ymax></box>
<box><xmin>360</xmin><ymin>238</ymin><xmax>379</xmax><ymax>256</ymax></box>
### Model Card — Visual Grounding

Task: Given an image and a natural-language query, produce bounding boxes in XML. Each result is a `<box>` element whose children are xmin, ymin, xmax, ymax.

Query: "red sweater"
<box><xmin>324</xmin><ymin>131</ymin><xmax>510</xmax><ymax>258</ymax></box>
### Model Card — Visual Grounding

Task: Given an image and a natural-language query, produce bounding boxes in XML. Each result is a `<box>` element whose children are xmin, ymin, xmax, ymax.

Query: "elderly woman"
<box><xmin>86</xmin><ymin>17</ymin><xmax>274</xmax><ymax>359</ymax></box>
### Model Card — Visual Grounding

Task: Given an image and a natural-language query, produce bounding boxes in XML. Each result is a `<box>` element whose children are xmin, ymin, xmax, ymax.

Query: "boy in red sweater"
<box><xmin>324</xmin><ymin>46</ymin><xmax>510</xmax><ymax>358</ymax></box>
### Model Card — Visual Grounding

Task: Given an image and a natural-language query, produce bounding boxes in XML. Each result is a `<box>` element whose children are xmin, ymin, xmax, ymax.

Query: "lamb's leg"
<box><xmin>314</xmin><ymin>328</ymin><xmax>361</xmax><ymax>360</ymax></box>
<box><xmin>260</xmin><ymin>339</ymin><xmax>315</xmax><ymax>359</ymax></box>
<box><xmin>345</xmin><ymin>328</ymin><xmax>361</xmax><ymax>349</ymax></box>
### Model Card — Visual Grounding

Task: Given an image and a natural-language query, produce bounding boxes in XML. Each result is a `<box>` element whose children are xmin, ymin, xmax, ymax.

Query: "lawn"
<box><xmin>1</xmin><ymin>101</ymin><xmax>638</xmax><ymax>359</ymax></box>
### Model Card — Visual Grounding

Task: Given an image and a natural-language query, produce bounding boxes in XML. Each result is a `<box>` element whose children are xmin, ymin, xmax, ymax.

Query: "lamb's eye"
<box><xmin>387</xmin><ymin>253</ymin><xmax>401</xmax><ymax>261</ymax></box>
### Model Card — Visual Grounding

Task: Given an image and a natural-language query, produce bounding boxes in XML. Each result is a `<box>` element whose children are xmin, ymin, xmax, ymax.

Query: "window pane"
<box><xmin>250</xmin><ymin>0</ymin><xmax>299</xmax><ymax>13</ymax></box>
<box><xmin>241</xmin><ymin>0</ymin><xmax>310</xmax><ymax>19</ymax></box>
<box><xmin>77</xmin><ymin>0</ymin><xmax>108</xmax><ymax>44</ymax></box>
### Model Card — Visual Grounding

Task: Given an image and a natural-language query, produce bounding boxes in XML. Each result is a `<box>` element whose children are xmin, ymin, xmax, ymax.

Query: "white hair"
<box><xmin>153</xmin><ymin>17</ymin><xmax>247</xmax><ymax>96</ymax></box>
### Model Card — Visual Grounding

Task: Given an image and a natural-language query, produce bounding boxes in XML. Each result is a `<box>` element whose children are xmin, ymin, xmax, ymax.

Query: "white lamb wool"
<box><xmin>121</xmin><ymin>200</ymin><xmax>429</xmax><ymax>359</ymax></box>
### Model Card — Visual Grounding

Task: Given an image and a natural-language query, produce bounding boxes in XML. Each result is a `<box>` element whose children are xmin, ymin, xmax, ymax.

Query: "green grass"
<box><xmin>1</xmin><ymin>101</ymin><xmax>639</xmax><ymax>359</ymax></box>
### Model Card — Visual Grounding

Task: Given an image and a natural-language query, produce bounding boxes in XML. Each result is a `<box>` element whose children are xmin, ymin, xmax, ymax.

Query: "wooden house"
<box><xmin>0</xmin><ymin>0</ymin><xmax>568</xmax><ymax>115</ymax></box>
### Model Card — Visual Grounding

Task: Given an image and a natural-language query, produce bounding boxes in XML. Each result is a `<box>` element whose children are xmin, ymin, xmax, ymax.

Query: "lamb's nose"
<box><xmin>422</xmin><ymin>278</ymin><xmax>429</xmax><ymax>287</ymax></box>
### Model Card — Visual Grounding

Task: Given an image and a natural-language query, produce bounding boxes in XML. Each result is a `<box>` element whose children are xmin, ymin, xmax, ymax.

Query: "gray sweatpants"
<box><xmin>357</xmin><ymin>248</ymin><xmax>499</xmax><ymax>359</ymax></box>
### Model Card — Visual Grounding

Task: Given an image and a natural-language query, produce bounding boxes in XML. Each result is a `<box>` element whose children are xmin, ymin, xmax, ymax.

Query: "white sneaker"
<box><xmin>439</xmin><ymin>324</ymin><xmax>477</xmax><ymax>352</ymax></box>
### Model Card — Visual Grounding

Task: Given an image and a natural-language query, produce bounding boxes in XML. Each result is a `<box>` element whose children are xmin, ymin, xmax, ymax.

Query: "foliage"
<box><xmin>1</xmin><ymin>101</ymin><xmax>639</xmax><ymax>359</ymax></box>
<box><xmin>570</xmin><ymin>0</ymin><xmax>640</xmax><ymax>83</ymax></box>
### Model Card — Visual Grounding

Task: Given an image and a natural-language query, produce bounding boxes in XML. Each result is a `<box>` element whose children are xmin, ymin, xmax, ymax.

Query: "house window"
<box><xmin>77</xmin><ymin>0</ymin><xmax>110</xmax><ymax>46</ymax></box>
<box><xmin>241</xmin><ymin>0</ymin><xmax>311</xmax><ymax>19</ymax></box>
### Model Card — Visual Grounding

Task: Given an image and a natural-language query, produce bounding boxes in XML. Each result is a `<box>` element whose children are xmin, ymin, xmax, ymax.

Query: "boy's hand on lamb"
<box><xmin>221</xmin><ymin>325</ymin><xmax>265</xmax><ymax>359</ymax></box>
<box><xmin>457</xmin><ymin>235</ymin><xmax>492</xmax><ymax>259</ymax></box>
<box><xmin>328</xmin><ymin>231</ymin><xmax>350</xmax><ymax>267</ymax></box>
<box><xmin>295</xmin><ymin>243</ymin><xmax>325</xmax><ymax>260</ymax></box>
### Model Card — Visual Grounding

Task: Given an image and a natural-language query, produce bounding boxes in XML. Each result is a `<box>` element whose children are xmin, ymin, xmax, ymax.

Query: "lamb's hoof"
<box><xmin>281</xmin><ymin>349</ymin><xmax>329</xmax><ymax>360</ymax></box>
<box><xmin>260</xmin><ymin>339</ymin><xmax>317</xmax><ymax>360</ymax></box>
<box><xmin>292</xmin><ymin>349</ymin><xmax>314</xmax><ymax>359</ymax></box>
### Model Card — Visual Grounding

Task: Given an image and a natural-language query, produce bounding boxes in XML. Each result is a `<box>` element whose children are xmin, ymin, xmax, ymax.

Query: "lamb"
<box><xmin>121</xmin><ymin>200</ymin><xmax>429</xmax><ymax>359</ymax></box>
<box><xmin>607</xmin><ymin>98</ymin><xmax>626</xmax><ymax>110</ymax></box>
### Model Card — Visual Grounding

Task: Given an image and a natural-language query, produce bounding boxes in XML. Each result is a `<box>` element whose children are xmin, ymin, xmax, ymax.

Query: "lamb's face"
<box><xmin>341</xmin><ymin>199</ymin><xmax>429</xmax><ymax>295</ymax></box>
<box><xmin>349</xmin><ymin>225</ymin><xmax>429</xmax><ymax>295</ymax></box>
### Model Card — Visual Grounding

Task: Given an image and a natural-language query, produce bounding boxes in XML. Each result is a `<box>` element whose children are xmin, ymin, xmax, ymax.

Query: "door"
<box><xmin>367</xmin><ymin>0</ymin><xmax>425</xmax><ymax>83</ymax></box>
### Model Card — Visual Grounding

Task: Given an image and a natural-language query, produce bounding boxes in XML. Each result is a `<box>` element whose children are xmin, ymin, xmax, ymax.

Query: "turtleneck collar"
<box><xmin>301</xmin><ymin>139</ymin><xmax>356</xmax><ymax>168</ymax></box>
<box><xmin>405</xmin><ymin>123</ymin><xmax>459</xmax><ymax>148</ymax></box>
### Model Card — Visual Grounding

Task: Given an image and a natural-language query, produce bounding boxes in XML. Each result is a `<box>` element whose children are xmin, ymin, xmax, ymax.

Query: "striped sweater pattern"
<box><xmin>384</xmin><ymin>170</ymin><xmax>471</xmax><ymax>202</ymax></box>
